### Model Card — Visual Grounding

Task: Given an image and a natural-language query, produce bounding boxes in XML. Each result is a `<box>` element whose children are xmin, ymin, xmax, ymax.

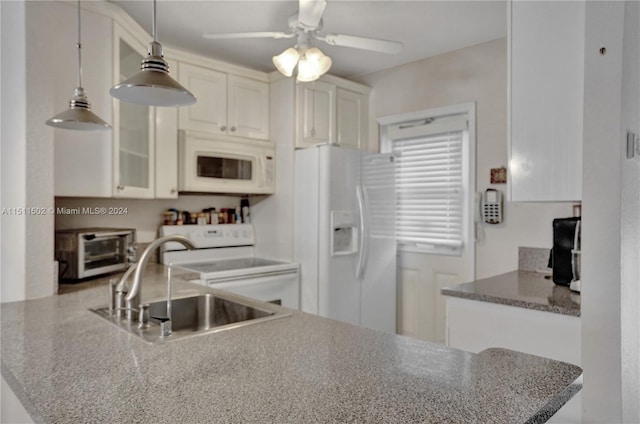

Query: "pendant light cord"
<box><xmin>152</xmin><ymin>0</ymin><xmax>157</xmax><ymax>42</ymax></box>
<box><xmin>76</xmin><ymin>0</ymin><xmax>83</xmax><ymax>89</ymax></box>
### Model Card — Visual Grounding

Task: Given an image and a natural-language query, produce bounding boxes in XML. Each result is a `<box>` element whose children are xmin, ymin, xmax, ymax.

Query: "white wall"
<box><xmin>1</xmin><ymin>0</ymin><xmax>28</xmax><ymax>302</ymax></box>
<box><xmin>354</xmin><ymin>38</ymin><xmax>574</xmax><ymax>279</ymax></box>
<box><xmin>25</xmin><ymin>1</ymin><xmax>57</xmax><ymax>299</ymax></box>
<box><xmin>251</xmin><ymin>75</ymin><xmax>296</xmax><ymax>262</ymax></box>
<box><xmin>1</xmin><ymin>1</ymin><xmax>63</xmax><ymax>302</ymax></box>
<box><xmin>581</xmin><ymin>2</ymin><xmax>626</xmax><ymax>422</ymax></box>
<box><xmin>620</xmin><ymin>1</ymin><xmax>639</xmax><ymax>422</ymax></box>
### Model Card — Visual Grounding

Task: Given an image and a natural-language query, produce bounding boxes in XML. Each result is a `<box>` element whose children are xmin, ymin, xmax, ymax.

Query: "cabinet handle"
<box><xmin>117</xmin><ymin>185</ymin><xmax>124</xmax><ymax>191</ymax></box>
<box><xmin>170</xmin><ymin>188</ymin><xmax>177</xmax><ymax>194</ymax></box>
<box><xmin>230</xmin><ymin>126</ymin><xmax>236</xmax><ymax>132</ymax></box>
<box><xmin>220</xmin><ymin>125</ymin><xmax>227</xmax><ymax>132</ymax></box>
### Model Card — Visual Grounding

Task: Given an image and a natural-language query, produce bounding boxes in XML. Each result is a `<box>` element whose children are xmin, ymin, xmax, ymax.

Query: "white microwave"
<box><xmin>178</xmin><ymin>131</ymin><xmax>275</xmax><ymax>194</ymax></box>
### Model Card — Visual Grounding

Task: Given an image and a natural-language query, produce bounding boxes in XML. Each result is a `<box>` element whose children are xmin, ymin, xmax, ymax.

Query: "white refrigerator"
<box><xmin>294</xmin><ymin>145</ymin><xmax>396</xmax><ymax>333</ymax></box>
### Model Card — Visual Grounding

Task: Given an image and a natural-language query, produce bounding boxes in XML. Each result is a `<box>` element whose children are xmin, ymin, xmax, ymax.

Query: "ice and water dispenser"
<box><xmin>331</xmin><ymin>210</ymin><xmax>358</xmax><ymax>256</ymax></box>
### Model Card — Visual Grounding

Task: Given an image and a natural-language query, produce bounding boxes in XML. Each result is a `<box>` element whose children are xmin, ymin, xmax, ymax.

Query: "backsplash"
<box><xmin>55</xmin><ymin>194</ymin><xmax>267</xmax><ymax>242</ymax></box>
<box><xmin>518</xmin><ymin>247</ymin><xmax>551</xmax><ymax>272</ymax></box>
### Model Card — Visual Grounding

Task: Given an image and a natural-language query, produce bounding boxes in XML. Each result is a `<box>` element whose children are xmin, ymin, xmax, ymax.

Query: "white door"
<box><xmin>380</xmin><ymin>104</ymin><xmax>476</xmax><ymax>343</ymax></box>
<box><xmin>359</xmin><ymin>153</ymin><xmax>396</xmax><ymax>333</ymax></box>
<box><xmin>317</xmin><ymin>146</ymin><xmax>361</xmax><ymax>325</ymax></box>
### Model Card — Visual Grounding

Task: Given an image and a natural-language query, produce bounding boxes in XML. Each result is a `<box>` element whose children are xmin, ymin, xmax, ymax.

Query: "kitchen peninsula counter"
<box><xmin>2</xmin><ymin>265</ymin><xmax>581</xmax><ymax>423</ymax></box>
<box><xmin>441</xmin><ymin>270</ymin><xmax>580</xmax><ymax>317</ymax></box>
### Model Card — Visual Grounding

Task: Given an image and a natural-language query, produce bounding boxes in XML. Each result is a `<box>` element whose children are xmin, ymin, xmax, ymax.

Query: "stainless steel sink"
<box><xmin>90</xmin><ymin>292</ymin><xmax>290</xmax><ymax>343</ymax></box>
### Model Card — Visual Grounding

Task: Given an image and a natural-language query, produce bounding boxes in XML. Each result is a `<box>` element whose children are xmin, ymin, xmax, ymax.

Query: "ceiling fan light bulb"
<box><xmin>317</xmin><ymin>55</ymin><xmax>332</xmax><ymax>76</ymax></box>
<box><xmin>296</xmin><ymin>58</ymin><xmax>319</xmax><ymax>82</ymax></box>
<box><xmin>296</xmin><ymin>48</ymin><xmax>332</xmax><ymax>82</ymax></box>
<box><xmin>273</xmin><ymin>47</ymin><xmax>300</xmax><ymax>77</ymax></box>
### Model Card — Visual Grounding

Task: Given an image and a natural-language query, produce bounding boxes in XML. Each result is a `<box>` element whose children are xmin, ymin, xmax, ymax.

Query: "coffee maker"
<box><xmin>551</xmin><ymin>217</ymin><xmax>581</xmax><ymax>291</ymax></box>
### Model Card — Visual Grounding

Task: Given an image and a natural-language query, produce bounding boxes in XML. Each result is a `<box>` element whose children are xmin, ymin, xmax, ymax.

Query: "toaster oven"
<box><xmin>55</xmin><ymin>228</ymin><xmax>136</xmax><ymax>281</ymax></box>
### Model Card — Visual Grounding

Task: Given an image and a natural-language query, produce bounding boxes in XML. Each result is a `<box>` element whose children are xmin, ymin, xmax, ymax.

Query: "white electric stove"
<box><xmin>159</xmin><ymin>224</ymin><xmax>300</xmax><ymax>309</ymax></box>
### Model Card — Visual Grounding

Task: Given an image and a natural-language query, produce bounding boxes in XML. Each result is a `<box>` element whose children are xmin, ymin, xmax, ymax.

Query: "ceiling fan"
<box><xmin>202</xmin><ymin>0</ymin><xmax>403</xmax><ymax>82</ymax></box>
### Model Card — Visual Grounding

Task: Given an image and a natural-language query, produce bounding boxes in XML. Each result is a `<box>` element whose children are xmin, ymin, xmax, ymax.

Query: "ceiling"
<box><xmin>110</xmin><ymin>1</ymin><xmax>507</xmax><ymax>79</ymax></box>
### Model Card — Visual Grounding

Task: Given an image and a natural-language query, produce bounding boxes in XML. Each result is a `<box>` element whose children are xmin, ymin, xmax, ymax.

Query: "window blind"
<box><xmin>390</xmin><ymin>122</ymin><xmax>466</xmax><ymax>253</ymax></box>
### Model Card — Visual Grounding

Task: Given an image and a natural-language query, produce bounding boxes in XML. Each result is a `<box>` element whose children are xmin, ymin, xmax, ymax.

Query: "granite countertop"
<box><xmin>441</xmin><ymin>270</ymin><xmax>581</xmax><ymax>317</ymax></box>
<box><xmin>2</xmin><ymin>264</ymin><xmax>582</xmax><ymax>423</ymax></box>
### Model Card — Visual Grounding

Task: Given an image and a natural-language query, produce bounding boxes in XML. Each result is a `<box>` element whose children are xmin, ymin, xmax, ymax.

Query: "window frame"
<box><xmin>378</xmin><ymin>103</ymin><xmax>476</xmax><ymax>256</ymax></box>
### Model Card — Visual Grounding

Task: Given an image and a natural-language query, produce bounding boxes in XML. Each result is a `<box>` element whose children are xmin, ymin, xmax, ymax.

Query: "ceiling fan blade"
<box><xmin>319</xmin><ymin>34</ymin><xmax>403</xmax><ymax>54</ymax></box>
<box><xmin>203</xmin><ymin>32</ymin><xmax>295</xmax><ymax>40</ymax></box>
<box><xmin>298</xmin><ymin>0</ymin><xmax>327</xmax><ymax>28</ymax></box>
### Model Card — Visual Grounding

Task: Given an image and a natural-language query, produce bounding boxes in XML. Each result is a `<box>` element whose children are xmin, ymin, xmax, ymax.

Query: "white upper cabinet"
<box><xmin>509</xmin><ymin>1</ymin><xmax>585</xmax><ymax>202</ymax></box>
<box><xmin>295</xmin><ymin>77</ymin><xmax>370</xmax><ymax>150</ymax></box>
<box><xmin>297</xmin><ymin>81</ymin><xmax>336</xmax><ymax>147</ymax></box>
<box><xmin>337</xmin><ymin>87</ymin><xmax>367</xmax><ymax>149</ymax></box>
<box><xmin>178</xmin><ymin>63</ymin><xmax>270</xmax><ymax>141</ymax></box>
<box><xmin>228</xmin><ymin>75</ymin><xmax>270</xmax><ymax>140</ymax></box>
<box><xmin>112</xmin><ymin>23</ymin><xmax>155</xmax><ymax>198</ymax></box>
<box><xmin>177</xmin><ymin>63</ymin><xmax>227</xmax><ymax>135</ymax></box>
<box><xmin>155</xmin><ymin>60</ymin><xmax>179</xmax><ymax>199</ymax></box>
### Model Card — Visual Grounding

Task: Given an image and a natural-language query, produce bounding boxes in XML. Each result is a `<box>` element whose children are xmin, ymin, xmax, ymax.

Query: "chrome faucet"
<box><xmin>118</xmin><ymin>235</ymin><xmax>196</xmax><ymax>322</ymax></box>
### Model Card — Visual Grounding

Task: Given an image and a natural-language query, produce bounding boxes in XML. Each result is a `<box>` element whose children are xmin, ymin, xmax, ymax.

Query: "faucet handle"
<box><xmin>138</xmin><ymin>304</ymin><xmax>151</xmax><ymax>329</ymax></box>
<box><xmin>151</xmin><ymin>315</ymin><xmax>172</xmax><ymax>338</ymax></box>
<box><xmin>108</xmin><ymin>278</ymin><xmax>119</xmax><ymax>311</ymax></box>
<box><xmin>114</xmin><ymin>286</ymin><xmax>128</xmax><ymax>319</ymax></box>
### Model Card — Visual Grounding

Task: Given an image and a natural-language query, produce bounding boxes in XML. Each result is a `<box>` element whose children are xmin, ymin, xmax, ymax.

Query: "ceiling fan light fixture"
<box><xmin>46</xmin><ymin>0</ymin><xmax>111</xmax><ymax>131</ymax></box>
<box><xmin>296</xmin><ymin>47</ymin><xmax>332</xmax><ymax>82</ymax></box>
<box><xmin>110</xmin><ymin>0</ymin><xmax>196</xmax><ymax>107</ymax></box>
<box><xmin>272</xmin><ymin>47</ymin><xmax>300</xmax><ymax>77</ymax></box>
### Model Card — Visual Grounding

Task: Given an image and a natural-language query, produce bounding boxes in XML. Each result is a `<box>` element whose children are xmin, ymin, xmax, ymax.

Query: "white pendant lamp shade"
<box><xmin>110</xmin><ymin>42</ymin><xmax>196</xmax><ymax>107</ymax></box>
<box><xmin>110</xmin><ymin>1</ymin><xmax>196</xmax><ymax>107</ymax></box>
<box><xmin>272</xmin><ymin>47</ymin><xmax>300</xmax><ymax>77</ymax></box>
<box><xmin>296</xmin><ymin>47</ymin><xmax>332</xmax><ymax>82</ymax></box>
<box><xmin>46</xmin><ymin>0</ymin><xmax>110</xmax><ymax>131</ymax></box>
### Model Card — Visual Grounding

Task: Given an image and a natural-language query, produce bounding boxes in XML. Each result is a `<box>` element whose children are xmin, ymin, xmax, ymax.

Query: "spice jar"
<box><xmin>162</xmin><ymin>211</ymin><xmax>175</xmax><ymax>225</ymax></box>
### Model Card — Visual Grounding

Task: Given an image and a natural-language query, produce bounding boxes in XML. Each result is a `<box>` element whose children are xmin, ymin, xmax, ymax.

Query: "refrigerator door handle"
<box><xmin>356</xmin><ymin>185</ymin><xmax>370</xmax><ymax>280</ymax></box>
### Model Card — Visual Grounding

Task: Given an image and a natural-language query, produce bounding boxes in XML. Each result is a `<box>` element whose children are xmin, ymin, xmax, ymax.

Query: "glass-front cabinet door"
<box><xmin>112</xmin><ymin>23</ymin><xmax>154</xmax><ymax>198</ymax></box>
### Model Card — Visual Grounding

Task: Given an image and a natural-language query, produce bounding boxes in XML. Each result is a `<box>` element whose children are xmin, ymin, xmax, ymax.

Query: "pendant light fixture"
<box><xmin>110</xmin><ymin>0</ymin><xmax>196</xmax><ymax>107</ymax></box>
<box><xmin>46</xmin><ymin>0</ymin><xmax>110</xmax><ymax>131</ymax></box>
